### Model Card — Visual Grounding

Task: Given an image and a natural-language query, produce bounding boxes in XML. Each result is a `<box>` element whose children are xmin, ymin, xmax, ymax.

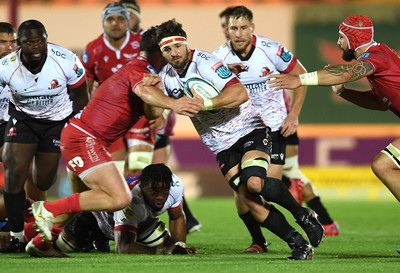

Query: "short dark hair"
<box><xmin>140</xmin><ymin>26</ymin><xmax>159</xmax><ymax>54</ymax></box>
<box><xmin>0</xmin><ymin>22</ymin><xmax>16</xmax><ymax>34</ymax></box>
<box><xmin>229</xmin><ymin>5</ymin><xmax>253</xmax><ymax>22</ymax></box>
<box><xmin>156</xmin><ymin>19</ymin><xmax>187</xmax><ymax>44</ymax></box>
<box><xmin>17</xmin><ymin>19</ymin><xmax>47</xmax><ymax>38</ymax></box>
<box><xmin>140</xmin><ymin>163</ymin><xmax>173</xmax><ymax>189</ymax></box>
<box><xmin>219</xmin><ymin>6</ymin><xmax>234</xmax><ymax>19</ymax></box>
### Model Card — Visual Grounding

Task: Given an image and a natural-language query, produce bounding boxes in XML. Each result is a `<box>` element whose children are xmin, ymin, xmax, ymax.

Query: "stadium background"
<box><xmin>0</xmin><ymin>0</ymin><xmax>399</xmax><ymax>200</ymax></box>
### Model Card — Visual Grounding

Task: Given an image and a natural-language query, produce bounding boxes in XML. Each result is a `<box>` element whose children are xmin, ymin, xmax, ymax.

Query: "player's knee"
<box><xmin>246</xmin><ymin>177</ymin><xmax>263</xmax><ymax>193</ymax></box>
<box><xmin>241</xmin><ymin>158</ymin><xmax>268</xmax><ymax>193</ymax></box>
<box><xmin>371</xmin><ymin>157</ymin><xmax>385</xmax><ymax>178</ymax></box>
<box><xmin>114</xmin><ymin>193</ymin><xmax>131</xmax><ymax>210</ymax></box>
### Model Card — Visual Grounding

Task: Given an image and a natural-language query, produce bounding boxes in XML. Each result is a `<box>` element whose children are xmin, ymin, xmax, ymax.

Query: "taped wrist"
<box><xmin>299</xmin><ymin>71</ymin><xmax>318</xmax><ymax>85</ymax></box>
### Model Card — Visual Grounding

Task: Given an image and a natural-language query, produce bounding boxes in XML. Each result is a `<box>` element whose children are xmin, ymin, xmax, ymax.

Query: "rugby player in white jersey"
<box><xmin>214</xmin><ymin>5</ymin><xmax>338</xmax><ymax>252</ymax></box>
<box><xmin>139</xmin><ymin>19</ymin><xmax>323</xmax><ymax>260</ymax></box>
<box><xmin>0</xmin><ymin>20</ymin><xmax>89</xmax><ymax>253</ymax></box>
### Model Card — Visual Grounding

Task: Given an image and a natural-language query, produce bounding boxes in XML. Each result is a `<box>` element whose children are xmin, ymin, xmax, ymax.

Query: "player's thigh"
<box><xmin>33</xmin><ymin>152</ymin><xmax>61</xmax><ymax>187</ymax></box>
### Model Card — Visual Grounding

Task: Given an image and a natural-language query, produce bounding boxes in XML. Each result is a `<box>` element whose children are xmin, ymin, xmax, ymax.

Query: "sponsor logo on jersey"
<box><xmin>212</xmin><ymin>62</ymin><xmax>232</xmax><ymax>79</ymax></box>
<box><xmin>168</xmin><ymin>88</ymin><xmax>184</xmax><ymax>98</ymax></box>
<box><xmin>260</xmin><ymin>67</ymin><xmax>271</xmax><ymax>77</ymax></box>
<box><xmin>85</xmin><ymin>137</ymin><xmax>100</xmax><ymax>163</ymax></box>
<box><xmin>2</xmin><ymin>58</ymin><xmax>9</xmax><ymax>65</ymax></box>
<box><xmin>358</xmin><ymin>52</ymin><xmax>370</xmax><ymax>59</ymax></box>
<box><xmin>73</xmin><ymin>64</ymin><xmax>84</xmax><ymax>77</ymax></box>
<box><xmin>245</xmin><ymin>81</ymin><xmax>269</xmax><ymax>94</ymax></box>
<box><xmin>146</xmin><ymin>65</ymin><xmax>157</xmax><ymax>74</ymax></box>
<box><xmin>51</xmin><ymin>48</ymin><xmax>66</xmax><ymax>59</ymax></box>
<box><xmin>48</xmin><ymin>79</ymin><xmax>61</xmax><ymax>90</ymax></box>
<box><xmin>123</xmin><ymin>53</ymin><xmax>138</xmax><ymax>59</ymax></box>
<box><xmin>130</xmin><ymin>41</ymin><xmax>140</xmax><ymax>49</ymax></box>
<box><xmin>243</xmin><ymin>140</ymin><xmax>254</xmax><ymax>149</ymax></box>
<box><xmin>197</xmin><ymin>52</ymin><xmax>210</xmax><ymax>60</ymax></box>
<box><xmin>103</xmin><ymin>55</ymin><xmax>109</xmax><ymax>63</ymax></box>
<box><xmin>7</xmin><ymin>126</ymin><xmax>16</xmax><ymax>137</ymax></box>
<box><xmin>53</xmin><ymin>139</ymin><xmax>60</xmax><ymax>148</ymax></box>
<box><xmin>111</xmin><ymin>64</ymin><xmax>124</xmax><ymax>74</ymax></box>
<box><xmin>10</xmin><ymin>55</ymin><xmax>16</xmax><ymax>62</ymax></box>
<box><xmin>82</xmin><ymin>51</ymin><xmax>89</xmax><ymax>63</ymax></box>
<box><xmin>277</xmin><ymin>45</ymin><xmax>291</xmax><ymax>62</ymax></box>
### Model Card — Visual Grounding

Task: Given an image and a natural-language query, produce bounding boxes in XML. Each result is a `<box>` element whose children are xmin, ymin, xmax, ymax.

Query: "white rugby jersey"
<box><xmin>159</xmin><ymin>49</ymin><xmax>265</xmax><ymax>154</ymax></box>
<box><xmin>114</xmin><ymin>173</ymin><xmax>184</xmax><ymax>229</ymax></box>
<box><xmin>0</xmin><ymin>43</ymin><xmax>86</xmax><ymax>121</ymax></box>
<box><xmin>0</xmin><ymin>84</ymin><xmax>11</xmax><ymax>124</ymax></box>
<box><xmin>214</xmin><ymin>35</ymin><xmax>297</xmax><ymax>131</ymax></box>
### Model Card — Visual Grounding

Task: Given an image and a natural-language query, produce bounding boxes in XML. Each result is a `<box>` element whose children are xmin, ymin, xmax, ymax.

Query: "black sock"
<box><xmin>306</xmin><ymin>196</ymin><xmax>334</xmax><ymax>225</ymax></box>
<box><xmin>259</xmin><ymin>177</ymin><xmax>305</xmax><ymax>219</ymax></box>
<box><xmin>4</xmin><ymin>190</ymin><xmax>26</xmax><ymax>233</ymax></box>
<box><xmin>260</xmin><ymin>205</ymin><xmax>295</xmax><ymax>240</ymax></box>
<box><xmin>182</xmin><ymin>196</ymin><xmax>195</xmax><ymax>221</ymax></box>
<box><xmin>239</xmin><ymin>211</ymin><xmax>266</xmax><ymax>244</ymax></box>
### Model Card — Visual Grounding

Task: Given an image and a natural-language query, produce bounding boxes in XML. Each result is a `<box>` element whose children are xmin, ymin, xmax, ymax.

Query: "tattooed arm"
<box><xmin>319</xmin><ymin>61</ymin><xmax>375</xmax><ymax>85</ymax></box>
<box><xmin>268</xmin><ymin>60</ymin><xmax>375</xmax><ymax>89</ymax></box>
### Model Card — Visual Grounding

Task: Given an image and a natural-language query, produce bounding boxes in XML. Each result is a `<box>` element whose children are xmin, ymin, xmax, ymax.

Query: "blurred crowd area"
<box><xmin>8</xmin><ymin>0</ymin><xmax>400</xmax><ymax>5</ymax></box>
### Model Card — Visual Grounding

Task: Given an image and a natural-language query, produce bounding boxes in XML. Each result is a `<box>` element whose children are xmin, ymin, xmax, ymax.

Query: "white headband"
<box><xmin>159</xmin><ymin>36</ymin><xmax>188</xmax><ymax>50</ymax></box>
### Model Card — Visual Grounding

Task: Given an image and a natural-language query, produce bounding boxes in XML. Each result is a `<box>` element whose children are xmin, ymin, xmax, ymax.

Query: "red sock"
<box><xmin>43</xmin><ymin>193</ymin><xmax>82</xmax><ymax>216</ymax></box>
<box><xmin>32</xmin><ymin>234</ymin><xmax>52</xmax><ymax>251</ymax></box>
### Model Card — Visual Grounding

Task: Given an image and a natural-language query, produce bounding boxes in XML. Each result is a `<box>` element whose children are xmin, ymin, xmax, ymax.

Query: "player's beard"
<box><xmin>341</xmin><ymin>48</ymin><xmax>356</xmax><ymax>62</ymax></box>
<box><xmin>171</xmin><ymin>48</ymin><xmax>190</xmax><ymax>72</ymax></box>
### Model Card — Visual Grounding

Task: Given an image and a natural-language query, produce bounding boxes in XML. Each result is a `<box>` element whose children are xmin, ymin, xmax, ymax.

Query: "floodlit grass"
<box><xmin>1</xmin><ymin>198</ymin><xmax>399</xmax><ymax>273</ymax></box>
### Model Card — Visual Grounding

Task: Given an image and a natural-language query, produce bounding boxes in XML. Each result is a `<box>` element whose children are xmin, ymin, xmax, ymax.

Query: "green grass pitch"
<box><xmin>1</xmin><ymin>198</ymin><xmax>398</xmax><ymax>273</ymax></box>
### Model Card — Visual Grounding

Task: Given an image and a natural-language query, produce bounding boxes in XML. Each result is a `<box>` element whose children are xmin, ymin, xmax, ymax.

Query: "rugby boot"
<box><xmin>243</xmin><ymin>241</ymin><xmax>269</xmax><ymax>253</ymax></box>
<box><xmin>322</xmin><ymin>221</ymin><xmax>339</xmax><ymax>236</ymax></box>
<box><xmin>30</xmin><ymin>201</ymin><xmax>54</xmax><ymax>242</ymax></box>
<box><xmin>286</xmin><ymin>231</ymin><xmax>314</xmax><ymax>260</ymax></box>
<box><xmin>0</xmin><ymin>236</ymin><xmax>26</xmax><ymax>253</ymax></box>
<box><xmin>296</xmin><ymin>208</ymin><xmax>324</xmax><ymax>247</ymax></box>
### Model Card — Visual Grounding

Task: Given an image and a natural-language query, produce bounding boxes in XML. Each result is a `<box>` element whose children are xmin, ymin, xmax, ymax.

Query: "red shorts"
<box><xmin>108</xmin><ymin>137</ymin><xmax>126</xmax><ymax>153</ymax></box>
<box><xmin>60</xmin><ymin>123</ymin><xmax>112</xmax><ymax>178</ymax></box>
<box><xmin>125</xmin><ymin>116</ymin><xmax>156</xmax><ymax>146</ymax></box>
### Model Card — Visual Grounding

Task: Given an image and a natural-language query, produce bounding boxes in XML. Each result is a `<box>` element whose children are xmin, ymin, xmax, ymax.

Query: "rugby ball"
<box><xmin>183</xmin><ymin>77</ymin><xmax>220</xmax><ymax>99</ymax></box>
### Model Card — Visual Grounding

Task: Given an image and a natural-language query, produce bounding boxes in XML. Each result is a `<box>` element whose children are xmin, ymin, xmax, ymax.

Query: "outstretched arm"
<box><xmin>268</xmin><ymin>60</ymin><xmax>375</xmax><ymax>89</ymax></box>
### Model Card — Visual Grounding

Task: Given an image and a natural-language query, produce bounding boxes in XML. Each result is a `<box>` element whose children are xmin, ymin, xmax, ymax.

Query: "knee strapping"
<box><xmin>128</xmin><ymin>151</ymin><xmax>154</xmax><ymax>171</ymax></box>
<box><xmin>228</xmin><ymin>173</ymin><xmax>241</xmax><ymax>192</ymax></box>
<box><xmin>382</xmin><ymin>143</ymin><xmax>400</xmax><ymax>168</ymax></box>
<box><xmin>241</xmin><ymin>158</ymin><xmax>269</xmax><ymax>184</ymax></box>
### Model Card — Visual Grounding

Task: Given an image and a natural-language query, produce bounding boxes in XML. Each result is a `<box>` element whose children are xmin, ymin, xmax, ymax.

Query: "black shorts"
<box><xmin>286</xmin><ymin>131</ymin><xmax>300</xmax><ymax>146</ymax></box>
<box><xmin>270</xmin><ymin>130</ymin><xmax>286</xmax><ymax>165</ymax></box>
<box><xmin>216</xmin><ymin>128</ymin><xmax>272</xmax><ymax>176</ymax></box>
<box><xmin>4</xmin><ymin>117</ymin><xmax>67</xmax><ymax>153</ymax></box>
<box><xmin>154</xmin><ymin>134</ymin><xmax>170</xmax><ymax>150</ymax></box>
